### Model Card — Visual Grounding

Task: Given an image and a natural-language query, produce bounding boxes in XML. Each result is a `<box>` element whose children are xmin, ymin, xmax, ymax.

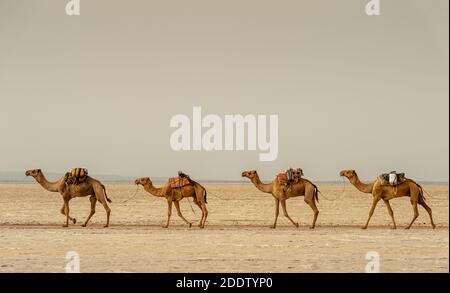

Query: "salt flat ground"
<box><xmin>0</xmin><ymin>183</ymin><xmax>448</xmax><ymax>272</ymax></box>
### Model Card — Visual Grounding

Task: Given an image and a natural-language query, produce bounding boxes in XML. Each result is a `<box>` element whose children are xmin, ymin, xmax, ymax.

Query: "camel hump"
<box><xmin>169</xmin><ymin>176</ymin><xmax>191</xmax><ymax>189</ymax></box>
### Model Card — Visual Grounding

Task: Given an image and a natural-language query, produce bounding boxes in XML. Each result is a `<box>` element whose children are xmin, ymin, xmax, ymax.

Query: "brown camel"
<box><xmin>241</xmin><ymin>170</ymin><xmax>319</xmax><ymax>229</ymax></box>
<box><xmin>25</xmin><ymin>169</ymin><xmax>111</xmax><ymax>227</ymax></box>
<box><xmin>339</xmin><ymin>170</ymin><xmax>436</xmax><ymax>229</ymax></box>
<box><xmin>134</xmin><ymin>177</ymin><xmax>208</xmax><ymax>228</ymax></box>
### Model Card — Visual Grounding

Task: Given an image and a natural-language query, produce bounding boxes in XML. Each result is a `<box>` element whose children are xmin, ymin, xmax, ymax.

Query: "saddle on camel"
<box><xmin>64</xmin><ymin>168</ymin><xmax>89</xmax><ymax>185</ymax></box>
<box><xmin>276</xmin><ymin>168</ymin><xmax>304</xmax><ymax>189</ymax></box>
<box><xmin>378</xmin><ymin>171</ymin><xmax>407</xmax><ymax>195</ymax></box>
<box><xmin>169</xmin><ymin>171</ymin><xmax>194</xmax><ymax>189</ymax></box>
<box><xmin>378</xmin><ymin>171</ymin><xmax>407</xmax><ymax>186</ymax></box>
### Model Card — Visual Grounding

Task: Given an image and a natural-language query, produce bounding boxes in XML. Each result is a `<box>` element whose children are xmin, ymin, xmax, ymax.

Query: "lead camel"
<box><xmin>339</xmin><ymin>170</ymin><xmax>435</xmax><ymax>229</ymax></box>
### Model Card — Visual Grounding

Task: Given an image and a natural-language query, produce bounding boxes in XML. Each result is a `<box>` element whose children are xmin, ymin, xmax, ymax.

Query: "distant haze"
<box><xmin>0</xmin><ymin>0</ymin><xmax>448</xmax><ymax>182</ymax></box>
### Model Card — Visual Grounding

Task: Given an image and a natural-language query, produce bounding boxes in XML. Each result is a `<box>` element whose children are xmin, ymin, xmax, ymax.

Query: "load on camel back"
<box><xmin>276</xmin><ymin>168</ymin><xmax>304</xmax><ymax>188</ymax></box>
<box><xmin>64</xmin><ymin>168</ymin><xmax>89</xmax><ymax>185</ymax></box>
<box><xmin>169</xmin><ymin>171</ymin><xmax>195</xmax><ymax>189</ymax></box>
<box><xmin>378</xmin><ymin>171</ymin><xmax>407</xmax><ymax>186</ymax></box>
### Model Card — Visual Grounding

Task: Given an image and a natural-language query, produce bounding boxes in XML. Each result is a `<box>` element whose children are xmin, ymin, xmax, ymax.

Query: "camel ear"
<box><xmin>37</xmin><ymin>169</ymin><xmax>41</xmax><ymax>173</ymax></box>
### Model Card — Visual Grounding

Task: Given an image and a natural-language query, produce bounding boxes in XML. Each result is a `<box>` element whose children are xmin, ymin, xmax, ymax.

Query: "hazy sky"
<box><xmin>0</xmin><ymin>0</ymin><xmax>448</xmax><ymax>181</ymax></box>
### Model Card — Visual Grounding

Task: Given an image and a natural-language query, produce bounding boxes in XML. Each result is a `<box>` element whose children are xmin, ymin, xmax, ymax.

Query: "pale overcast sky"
<box><xmin>0</xmin><ymin>0</ymin><xmax>448</xmax><ymax>181</ymax></box>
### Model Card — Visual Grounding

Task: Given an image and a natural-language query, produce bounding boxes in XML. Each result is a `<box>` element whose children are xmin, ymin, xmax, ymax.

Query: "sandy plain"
<box><xmin>0</xmin><ymin>183</ymin><xmax>447</xmax><ymax>272</ymax></box>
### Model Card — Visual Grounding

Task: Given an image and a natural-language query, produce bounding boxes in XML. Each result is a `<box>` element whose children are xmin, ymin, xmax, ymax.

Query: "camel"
<box><xmin>339</xmin><ymin>170</ymin><xmax>436</xmax><ymax>229</ymax></box>
<box><xmin>134</xmin><ymin>177</ymin><xmax>208</xmax><ymax>228</ymax></box>
<box><xmin>241</xmin><ymin>170</ymin><xmax>319</xmax><ymax>229</ymax></box>
<box><xmin>25</xmin><ymin>169</ymin><xmax>111</xmax><ymax>227</ymax></box>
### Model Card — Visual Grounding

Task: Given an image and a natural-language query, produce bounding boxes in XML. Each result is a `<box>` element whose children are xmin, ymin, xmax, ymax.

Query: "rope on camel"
<box><xmin>114</xmin><ymin>185</ymin><xmax>141</xmax><ymax>204</ymax></box>
<box><xmin>315</xmin><ymin>178</ymin><xmax>344</xmax><ymax>202</ymax></box>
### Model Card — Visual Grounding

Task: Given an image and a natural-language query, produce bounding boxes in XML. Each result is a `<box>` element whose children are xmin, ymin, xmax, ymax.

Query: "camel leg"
<box><xmin>82</xmin><ymin>195</ymin><xmax>97</xmax><ymax>227</ymax></box>
<box><xmin>174</xmin><ymin>201</ymin><xmax>192</xmax><ymax>228</ymax></box>
<box><xmin>193</xmin><ymin>186</ymin><xmax>207</xmax><ymax>228</ymax></box>
<box><xmin>60</xmin><ymin>204</ymin><xmax>76</xmax><ymax>224</ymax></box>
<box><xmin>405</xmin><ymin>201</ymin><xmax>419</xmax><ymax>229</ymax></box>
<box><xmin>194</xmin><ymin>200</ymin><xmax>204</xmax><ymax>227</ymax></box>
<box><xmin>163</xmin><ymin>199</ymin><xmax>173</xmax><ymax>228</ymax></box>
<box><xmin>383</xmin><ymin>200</ymin><xmax>396</xmax><ymax>229</ymax></box>
<box><xmin>63</xmin><ymin>200</ymin><xmax>70</xmax><ymax>227</ymax></box>
<box><xmin>280</xmin><ymin>199</ymin><xmax>299</xmax><ymax>228</ymax></box>
<box><xmin>98</xmin><ymin>197</ymin><xmax>111</xmax><ymax>228</ymax></box>
<box><xmin>362</xmin><ymin>197</ymin><xmax>381</xmax><ymax>229</ymax></box>
<box><xmin>271</xmin><ymin>199</ymin><xmax>280</xmax><ymax>229</ymax></box>
<box><xmin>200</xmin><ymin>203</ymin><xmax>208</xmax><ymax>228</ymax></box>
<box><xmin>418</xmin><ymin>197</ymin><xmax>436</xmax><ymax>229</ymax></box>
<box><xmin>305</xmin><ymin>197</ymin><xmax>319</xmax><ymax>229</ymax></box>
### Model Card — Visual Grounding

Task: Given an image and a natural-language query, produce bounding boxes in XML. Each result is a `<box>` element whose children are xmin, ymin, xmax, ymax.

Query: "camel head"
<box><xmin>25</xmin><ymin>169</ymin><xmax>42</xmax><ymax>178</ymax></box>
<box><xmin>241</xmin><ymin>170</ymin><xmax>258</xmax><ymax>180</ymax></box>
<box><xmin>134</xmin><ymin>177</ymin><xmax>151</xmax><ymax>186</ymax></box>
<box><xmin>339</xmin><ymin>170</ymin><xmax>357</xmax><ymax>179</ymax></box>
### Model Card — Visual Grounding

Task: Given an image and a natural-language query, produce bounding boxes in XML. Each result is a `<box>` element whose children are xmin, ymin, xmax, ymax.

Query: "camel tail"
<box><xmin>102</xmin><ymin>184</ymin><xmax>112</xmax><ymax>203</ymax></box>
<box><xmin>314</xmin><ymin>186</ymin><xmax>320</xmax><ymax>203</ymax></box>
<box><xmin>303</xmin><ymin>178</ymin><xmax>320</xmax><ymax>203</ymax></box>
<box><xmin>188</xmin><ymin>178</ymin><xmax>207</xmax><ymax>204</ymax></box>
<box><xmin>417</xmin><ymin>184</ymin><xmax>426</xmax><ymax>201</ymax></box>
<box><xmin>409</xmin><ymin>179</ymin><xmax>426</xmax><ymax>201</ymax></box>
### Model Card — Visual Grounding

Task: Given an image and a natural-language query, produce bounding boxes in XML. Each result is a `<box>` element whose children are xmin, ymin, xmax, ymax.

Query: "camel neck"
<box><xmin>252</xmin><ymin>176</ymin><xmax>273</xmax><ymax>193</ymax></box>
<box><xmin>35</xmin><ymin>172</ymin><xmax>62</xmax><ymax>192</ymax></box>
<box><xmin>143</xmin><ymin>183</ymin><xmax>166</xmax><ymax>197</ymax></box>
<box><xmin>349</xmin><ymin>175</ymin><xmax>374</xmax><ymax>193</ymax></box>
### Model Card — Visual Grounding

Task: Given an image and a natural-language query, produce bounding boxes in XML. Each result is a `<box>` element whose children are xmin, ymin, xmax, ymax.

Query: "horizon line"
<box><xmin>0</xmin><ymin>170</ymin><xmax>448</xmax><ymax>184</ymax></box>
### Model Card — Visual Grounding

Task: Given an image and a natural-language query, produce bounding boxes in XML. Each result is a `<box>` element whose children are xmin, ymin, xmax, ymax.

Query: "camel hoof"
<box><xmin>432</xmin><ymin>225</ymin><xmax>436</xmax><ymax>229</ymax></box>
<box><xmin>81</xmin><ymin>224</ymin><xmax>87</xmax><ymax>227</ymax></box>
<box><xmin>270</xmin><ymin>226</ymin><xmax>276</xmax><ymax>229</ymax></box>
<box><xmin>188</xmin><ymin>223</ymin><xmax>192</xmax><ymax>228</ymax></box>
<box><xmin>162</xmin><ymin>226</ymin><xmax>169</xmax><ymax>229</ymax></box>
<box><xmin>361</xmin><ymin>226</ymin><xmax>368</xmax><ymax>230</ymax></box>
<box><xmin>309</xmin><ymin>226</ymin><xmax>315</xmax><ymax>229</ymax></box>
<box><xmin>72</xmin><ymin>218</ymin><xmax>77</xmax><ymax>224</ymax></box>
<box><xmin>62</xmin><ymin>224</ymin><xmax>68</xmax><ymax>228</ymax></box>
<box><xmin>103</xmin><ymin>225</ymin><xmax>109</xmax><ymax>228</ymax></box>
<box><xmin>295</xmin><ymin>223</ymin><xmax>299</xmax><ymax>228</ymax></box>
<box><xmin>391</xmin><ymin>227</ymin><xmax>397</xmax><ymax>230</ymax></box>
<box><xmin>405</xmin><ymin>226</ymin><xmax>411</xmax><ymax>230</ymax></box>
